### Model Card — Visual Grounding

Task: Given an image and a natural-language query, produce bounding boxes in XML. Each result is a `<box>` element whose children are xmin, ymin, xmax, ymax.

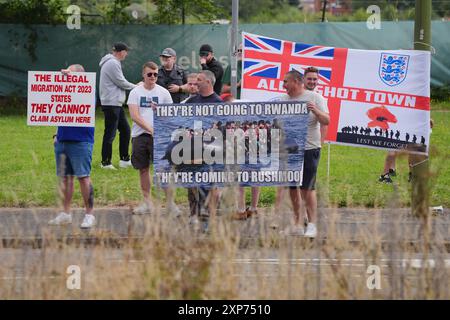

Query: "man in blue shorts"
<box><xmin>48</xmin><ymin>64</ymin><xmax>96</xmax><ymax>228</ymax></box>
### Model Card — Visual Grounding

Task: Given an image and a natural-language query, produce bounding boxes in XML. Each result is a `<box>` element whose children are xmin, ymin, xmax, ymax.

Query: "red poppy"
<box><xmin>366</xmin><ymin>106</ymin><xmax>397</xmax><ymax>130</ymax></box>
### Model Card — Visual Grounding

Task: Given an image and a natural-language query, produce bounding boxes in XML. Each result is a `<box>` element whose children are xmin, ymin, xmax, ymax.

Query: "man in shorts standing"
<box><xmin>48</xmin><ymin>64</ymin><xmax>96</xmax><ymax>229</ymax></box>
<box><xmin>127</xmin><ymin>61</ymin><xmax>180</xmax><ymax>215</ymax></box>
<box><xmin>278</xmin><ymin>70</ymin><xmax>329</xmax><ymax>238</ymax></box>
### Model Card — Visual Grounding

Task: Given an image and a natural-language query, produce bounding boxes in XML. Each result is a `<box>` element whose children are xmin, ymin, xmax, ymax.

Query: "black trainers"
<box><xmin>388</xmin><ymin>169</ymin><xmax>397</xmax><ymax>177</ymax></box>
<box><xmin>379</xmin><ymin>173</ymin><xmax>393</xmax><ymax>183</ymax></box>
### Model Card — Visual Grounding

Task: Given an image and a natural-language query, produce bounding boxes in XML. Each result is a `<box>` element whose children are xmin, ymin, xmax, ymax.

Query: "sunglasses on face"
<box><xmin>146</xmin><ymin>72</ymin><xmax>158</xmax><ymax>78</ymax></box>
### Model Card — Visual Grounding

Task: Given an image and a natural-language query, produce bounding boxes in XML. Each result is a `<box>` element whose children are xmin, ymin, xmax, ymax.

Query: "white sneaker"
<box><xmin>48</xmin><ymin>212</ymin><xmax>72</xmax><ymax>225</ymax></box>
<box><xmin>119</xmin><ymin>160</ymin><xmax>132</xmax><ymax>168</ymax></box>
<box><xmin>133</xmin><ymin>202</ymin><xmax>154</xmax><ymax>215</ymax></box>
<box><xmin>280</xmin><ymin>224</ymin><xmax>304</xmax><ymax>236</ymax></box>
<box><xmin>304</xmin><ymin>223</ymin><xmax>317</xmax><ymax>238</ymax></box>
<box><xmin>189</xmin><ymin>215</ymin><xmax>200</xmax><ymax>225</ymax></box>
<box><xmin>167</xmin><ymin>202</ymin><xmax>182</xmax><ymax>217</ymax></box>
<box><xmin>101</xmin><ymin>164</ymin><xmax>117</xmax><ymax>170</ymax></box>
<box><xmin>80</xmin><ymin>214</ymin><xmax>96</xmax><ymax>229</ymax></box>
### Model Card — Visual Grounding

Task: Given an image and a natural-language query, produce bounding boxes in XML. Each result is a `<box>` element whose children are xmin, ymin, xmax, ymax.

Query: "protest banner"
<box><xmin>241</xmin><ymin>32</ymin><xmax>431</xmax><ymax>154</ymax></box>
<box><xmin>153</xmin><ymin>101</ymin><xmax>309</xmax><ymax>188</ymax></box>
<box><xmin>27</xmin><ymin>71</ymin><xmax>96</xmax><ymax>127</ymax></box>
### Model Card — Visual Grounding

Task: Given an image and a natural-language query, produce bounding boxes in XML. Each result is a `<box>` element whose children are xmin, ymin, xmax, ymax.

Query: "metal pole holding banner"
<box><xmin>327</xmin><ymin>142</ymin><xmax>330</xmax><ymax>182</ymax></box>
<box><xmin>230</xmin><ymin>0</ymin><xmax>239</xmax><ymax>98</ymax></box>
<box><xmin>411</xmin><ymin>0</ymin><xmax>431</xmax><ymax>218</ymax></box>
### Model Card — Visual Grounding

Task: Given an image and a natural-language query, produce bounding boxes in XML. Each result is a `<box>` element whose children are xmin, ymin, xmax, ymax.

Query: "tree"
<box><xmin>0</xmin><ymin>0</ymin><xmax>67</xmax><ymax>24</ymax></box>
<box><xmin>153</xmin><ymin>0</ymin><xmax>222</xmax><ymax>24</ymax></box>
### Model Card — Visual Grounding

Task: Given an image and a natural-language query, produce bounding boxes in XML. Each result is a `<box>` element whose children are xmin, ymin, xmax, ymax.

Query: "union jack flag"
<box><xmin>242</xmin><ymin>33</ymin><xmax>338</xmax><ymax>89</ymax></box>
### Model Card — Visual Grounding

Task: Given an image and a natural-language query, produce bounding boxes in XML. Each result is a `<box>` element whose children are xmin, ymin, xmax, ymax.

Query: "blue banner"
<box><xmin>153</xmin><ymin>101</ymin><xmax>309</xmax><ymax>187</ymax></box>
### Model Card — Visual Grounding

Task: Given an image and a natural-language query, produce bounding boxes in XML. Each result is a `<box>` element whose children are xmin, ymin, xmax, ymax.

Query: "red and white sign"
<box><xmin>27</xmin><ymin>71</ymin><xmax>96</xmax><ymax>127</ymax></box>
<box><xmin>241</xmin><ymin>33</ymin><xmax>431</xmax><ymax>154</ymax></box>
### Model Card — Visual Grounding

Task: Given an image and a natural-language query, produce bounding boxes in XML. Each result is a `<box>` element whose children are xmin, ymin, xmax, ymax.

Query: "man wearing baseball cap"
<box><xmin>157</xmin><ymin>47</ymin><xmax>188</xmax><ymax>103</ymax></box>
<box><xmin>99</xmin><ymin>42</ymin><xmax>136</xmax><ymax>170</ymax></box>
<box><xmin>199</xmin><ymin>44</ymin><xmax>223</xmax><ymax>95</ymax></box>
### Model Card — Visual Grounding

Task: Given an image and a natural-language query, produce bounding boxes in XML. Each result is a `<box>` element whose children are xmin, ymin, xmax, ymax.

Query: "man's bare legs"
<box><xmin>238</xmin><ymin>187</ymin><xmax>246</xmax><ymax>213</ymax></box>
<box><xmin>78</xmin><ymin>176</ymin><xmax>94</xmax><ymax>214</ymax></box>
<box><xmin>275</xmin><ymin>187</ymin><xmax>285</xmax><ymax>212</ymax></box>
<box><xmin>383</xmin><ymin>151</ymin><xmax>397</xmax><ymax>175</ymax></box>
<box><xmin>238</xmin><ymin>187</ymin><xmax>260</xmax><ymax>211</ymax></box>
<box><xmin>60</xmin><ymin>176</ymin><xmax>74</xmax><ymax>213</ymax></box>
<box><xmin>56</xmin><ymin>175</ymin><xmax>93</xmax><ymax>219</ymax></box>
<box><xmin>380</xmin><ymin>151</ymin><xmax>397</xmax><ymax>183</ymax></box>
<box><xmin>250</xmin><ymin>187</ymin><xmax>260</xmax><ymax>212</ymax></box>
<box><xmin>301</xmin><ymin>189</ymin><xmax>317</xmax><ymax>224</ymax></box>
<box><xmin>288</xmin><ymin>188</ymin><xmax>302</xmax><ymax>225</ymax></box>
<box><xmin>139</xmin><ymin>167</ymin><xmax>152</xmax><ymax>204</ymax></box>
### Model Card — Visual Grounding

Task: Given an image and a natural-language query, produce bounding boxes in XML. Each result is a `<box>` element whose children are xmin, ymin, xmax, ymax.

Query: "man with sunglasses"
<box><xmin>127</xmin><ymin>61</ymin><xmax>180</xmax><ymax>216</ymax></box>
<box><xmin>199</xmin><ymin>44</ymin><xmax>223</xmax><ymax>95</ymax></box>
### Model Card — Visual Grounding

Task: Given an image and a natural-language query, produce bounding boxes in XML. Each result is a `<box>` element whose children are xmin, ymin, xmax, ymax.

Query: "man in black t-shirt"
<box><xmin>185</xmin><ymin>70</ymin><xmax>222</xmax><ymax>230</ymax></box>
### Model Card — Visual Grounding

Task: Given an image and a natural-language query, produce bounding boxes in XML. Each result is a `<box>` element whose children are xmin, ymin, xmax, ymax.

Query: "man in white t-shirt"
<box><xmin>277</xmin><ymin>70</ymin><xmax>329</xmax><ymax>238</ymax></box>
<box><xmin>127</xmin><ymin>61</ymin><xmax>180</xmax><ymax>215</ymax></box>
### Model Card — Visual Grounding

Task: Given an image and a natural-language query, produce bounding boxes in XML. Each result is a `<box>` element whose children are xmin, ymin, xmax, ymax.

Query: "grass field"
<box><xmin>0</xmin><ymin>107</ymin><xmax>449</xmax><ymax>209</ymax></box>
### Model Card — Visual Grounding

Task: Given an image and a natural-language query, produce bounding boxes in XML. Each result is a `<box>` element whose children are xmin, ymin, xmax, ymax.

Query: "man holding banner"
<box><xmin>48</xmin><ymin>64</ymin><xmax>96</xmax><ymax>229</ymax></box>
<box><xmin>303</xmin><ymin>66</ymin><xmax>328</xmax><ymax>143</ymax></box>
<box><xmin>277</xmin><ymin>70</ymin><xmax>329</xmax><ymax>238</ymax></box>
<box><xmin>184</xmin><ymin>70</ymin><xmax>223</xmax><ymax>228</ymax></box>
<box><xmin>127</xmin><ymin>61</ymin><xmax>180</xmax><ymax>216</ymax></box>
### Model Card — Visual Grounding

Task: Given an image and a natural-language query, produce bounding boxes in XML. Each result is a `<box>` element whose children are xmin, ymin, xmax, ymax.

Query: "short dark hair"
<box><xmin>286</xmin><ymin>70</ymin><xmax>303</xmax><ymax>82</ymax></box>
<box><xmin>304</xmin><ymin>66</ymin><xmax>319</xmax><ymax>76</ymax></box>
<box><xmin>113</xmin><ymin>42</ymin><xmax>129</xmax><ymax>52</ymax></box>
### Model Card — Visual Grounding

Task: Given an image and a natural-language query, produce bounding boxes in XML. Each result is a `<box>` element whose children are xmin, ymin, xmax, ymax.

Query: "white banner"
<box><xmin>27</xmin><ymin>71</ymin><xmax>96</xmax><ymax>127</ymax></box>
<box><xmin>241</xmin><ymin>33</ymin><xmax>431</xmax><ymax>154</ymax></box>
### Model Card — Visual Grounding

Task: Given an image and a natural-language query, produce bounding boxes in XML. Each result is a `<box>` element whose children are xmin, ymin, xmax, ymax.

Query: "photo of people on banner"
<box><xmin>241</xmin><ymin>32</ymin><xmax>431</xmax><ymax>154</ymax></box>
<box><xmin>153</xmin><ymin>101</ymin><xmax>309</xmax><ymax>188</ymax></box>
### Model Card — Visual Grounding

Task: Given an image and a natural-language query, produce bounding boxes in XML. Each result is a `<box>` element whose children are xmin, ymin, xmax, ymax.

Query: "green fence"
<box><xmin>1</xmin><ymin>21</ymin><xmax>449</xmax><ymax>96</ymax></box>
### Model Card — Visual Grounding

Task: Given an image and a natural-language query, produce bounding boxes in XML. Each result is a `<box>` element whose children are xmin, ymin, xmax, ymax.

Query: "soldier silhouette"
<box><xmin>390</xmin><ymin>130</ymin><xmax>394</xmax><ymax>139</ymax></box>
<box><xmin>405</xmin><ymin>133</ymin><xmax>410</xmax><ymax>142</ymax></box>
<box><xmin>412</xmin><ymin>134</ymin><xmax>417</xmax><ymax>143</ymax></box>
<box><xmin>385</xmin><ymin>130</ymin><xmax>389</xmax><ymax>138</ymax></box>
<box><xmin>421</xmin><ymin>136</ymin><xmax>425</xmax><ymax>144</ymax></box>
<box><xmin>395</xmin><ymin>130</ymin><xmax>400</xmax><ymax>140</ymax></box>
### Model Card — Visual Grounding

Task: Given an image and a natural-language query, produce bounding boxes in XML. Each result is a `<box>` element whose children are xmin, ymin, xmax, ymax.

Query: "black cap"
<box><xmin>199</xmin><ymin>44</ymin><xmax>213</xmax><ymax>56</ymax></box>
<box><xmin>112</xmin><ymin>42</ymin><xmax>130</xmax><ymax>52</ymax></box>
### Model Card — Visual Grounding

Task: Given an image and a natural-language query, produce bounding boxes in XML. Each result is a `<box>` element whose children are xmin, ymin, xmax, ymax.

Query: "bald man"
<box><xmin>48</xmin><ymin>64</ymin><xmax>96</xmax><ymax>229</ymax></box>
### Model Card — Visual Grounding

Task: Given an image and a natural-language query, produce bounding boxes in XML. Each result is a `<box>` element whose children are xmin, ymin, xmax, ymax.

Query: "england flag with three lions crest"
<box><xmin>241</xmin><ymin>32</ymin><xmax>431</xmax><ymax>154</ymax></box>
